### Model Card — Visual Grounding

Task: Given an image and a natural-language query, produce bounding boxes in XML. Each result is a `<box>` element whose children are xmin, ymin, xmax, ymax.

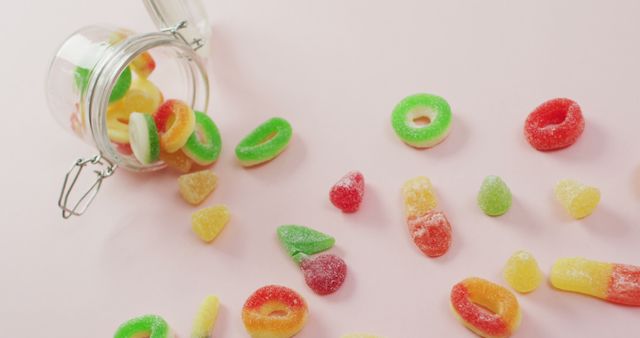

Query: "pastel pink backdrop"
<box><xmin>1</xmin><ymin>0</ymin><xmax>640</xmax><ymax>337</ymax></box>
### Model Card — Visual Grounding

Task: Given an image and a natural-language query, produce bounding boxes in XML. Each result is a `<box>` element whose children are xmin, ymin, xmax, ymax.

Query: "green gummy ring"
<box><xmin>113</xmin><ymin>315</ymin><xmax>170</xmax><ymax>338</ymax></box>
<box><xmin>182</xmin><ymin>111</ymin><xmax>222</xmax><ymax>166</ymax></box>
<box><xmin>235</xmin><ymin>117</ymin><xmax>292</xmax><ymax>167</ymax></box>
<box><xmin>391</xmin><ymin>93</ymin><xmax>453</xmax><ymax>148</ymax></box>
<box><xmin>74</xmin><ymin>66</ymin><xmax>132</xmax><ymax>103</ymax></box>
<box><xmin>129</xmin><ymin>112</ymin><xmax>160</xmax><ymax>165</ymax></box>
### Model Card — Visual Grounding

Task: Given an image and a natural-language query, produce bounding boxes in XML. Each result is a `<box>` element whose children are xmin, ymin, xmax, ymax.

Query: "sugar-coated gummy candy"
<box><xmin>110</xmin><ymin>30</ymin><xmax>157</xmax><ymax>78</ymax></box>
<box><xmin>115</xmin><ymin>142</ymin><xmax>133</xmax><ymax>156</ymax></box>
<box><xmin>178</xmin><ymin>170</ymin><xmax>218</xmax><ymax>205</ymax></box>
<box><xmin>554</xmin><ymin>179</ymin><xmax>600</xmax><ymax>219</ymax></box>
<box><xmin>107</xmin><ymin>105</ymin><xmax>131</xmax><ymax>143</ymax></box>
<box><xmin>330</xmin><ymin>171</ymin><xmax>365</xmax><ymax>213</ymax></box>
<box><xmin>74</xmin><ymin>66</ymin><xmax>132</xmax><ymax>103</ymax></box>
<box><xmin>503</xmin><ymin>250</ymin><xmax>543</xmax><ymax>293</ymax></box>
<box><xmin>477</xmin><ymin>175</ymin><xmax>512</xmax><ymax>217</ymax></box>
<box><xmin>191</xmin><ymin>295</ymin><xmax>220</xmax><ymax>338</ymax></box>
<box><xmin>550</xmin><ymin>257</ymin><xmax>640</xmax><ymax>306</ymax></box>
<box><xmin>154</xmin><ymin>99</ymin><xmax>196</xmax><ymax>153</ymax></box>
<box><xmin>524</xmin><ymin>98</ymin><xmax>585</xmax><ymax>151</ymax></box>
<box><xmin>391</xmin><ymin>93</ymin><xmax>453</xmax><ymax>148</ymax></box>
<box><xmin>341</xmin><ymin>334</ymin><xmax>385</xmax><ymax>338</ymax></box>
<box><xmin>161</xmin><ymin>150</ymin><xmax>194</xmax><ymax>173</ymax></box>
<box><xmin>128</xmin><ymin>112</ymin><xmax>160</xmax><ymax>165</ymax></box>
<box><xmin>450</xmin><ymin>277</ymin><xmax>521</xmax><ymax>338</ymax></box>
<box><xmin>183</xmin><ymin>111</ymin><xmax>222</xmax><ymax>166</ymax></box>
<box><xmin>300</xmin><ymin>254</ymin><xmax>347</xmax><ymax>295</ymax></box>
<box><xmin>242</xmin><ymin>285</ymin><xmax>308</xmax><ymax>338</ymax></box>
<box><xmin>235</xmin><ymin>117</ymin><xmax>293</xmax><ymax>167</ymax></box>
<box><xmin>192</xmin><ymin>205</ymin><xmax>230</xmax><ymax>243</ymax></box>
<box><xmin>277</xmin><ymin>225</ymin><xmax>335</xmax><ymax>263</ymax></box>
<box><xmin>401</xmin><ymin>176</ymin><xmax>437</xmax><ymax>218</ymax></box>
<box><xmin>407</xmin><ymin>211</ymin><xmax>452</xmax><ymax>258</ymax></box>
<box><xmin>121</xmin><ymin>78</ymin><xmax>164</xmax><ymax>114</ymax></box>
<box><xmin>113</xmin><ymin>314</ymin><xmax>172</xmax><ymax>338</ymax></box>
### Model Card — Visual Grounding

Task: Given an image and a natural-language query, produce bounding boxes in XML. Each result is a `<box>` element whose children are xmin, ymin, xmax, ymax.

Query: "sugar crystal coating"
<box><xmin>121</xmin><ymin>78</ymin><xmax>163</xmax><ymax>114</ymax></box>
<box><xmin>450</xmin><ymin>277</ymin><xmax>521</xmax><ymax>338</ymax></box>
<box><xmin>191</xmin><ymin>295</ymin><xmax>220</xmax><ymax>338</ymax></box>
<box><xmin>113</xmin><ymin>314</ymin><xmax>171</xmax><ymax>338</ymax></box>
<box><xmin>183</xmin><ymin>111</ymin><xmax>222</xmax><ymax>166</ymax></box>
<box><xmin>524</xmin><ymin>98</ymin><xmax>585</xmax><ymax>151</ymax></box>
<box><xmin>503</xmin><ymin>250</ymin><xmax>543</xmax><ymax>293</ymax></box>
<box><xmin>154</xmin><ymin>99</ymin><xmax>196</xmax><ymax>153</ymax></box>
<box><xmin>277</xmin><ymin>225</ymin><xmax>335</xmax><ymax>262</ymax></box>
<box><xmin>407</xmin><ymin>211</ymin><xmax>452</xmax><ymax>258</ymax></box>
<box><xmin>192</xmin><ymin>205</ymin><xmax>230</xmax><ymax>243</ymax></box>
<box><xmin>128</xmin><ymin>112</ymin><xmax>160</xmax><ymax>165</ymax></box>
<box><xmin>178</xmin><ymin>170</ymin><xmax>218</xmax><ymax>205</ymax></box>
<box><xmin>242</xmin><ymin>285</ymin><xmax>308</xmax><ymax>338</ymax></box>
<box><xmin>554</xmin><ymin>179</ymin><xmax>600</xmax><ymax>219</ymax></box>
<box><xmin>550</xmin><ymin>257</ymin><xmax>640</xmax><ymax>306</ymax></box>
<box><xmin>401</xmin><ymin>176</ymin><xmax>437</xmax><ymax>218</ymax></box>
<box><xmin>235</xmin><ymin>117</ymin><xmax>293</xmax><ymax>167</ymax></box>
<box><xmin>300</xmin><ymin>254</ymin><xmax>347</xmax><ymax>295</ymax></box>
<box><xmin>391</xmin><ymin>93</ymin><xmax>453</xmax><ymax>148</ymax></box>
<box><xmin>477</xmin><ymin>176</ymin><xmax>512</xmax><ymax>217</ymax></box>
<box><xmin>161</xmin><ymin>150</ymin><xmax>194</xmax><ymax>173</ymax></box>
<box><xmin>330</xmin><ymin>171</ymin><xmax>365</xmax><ymax>213</ymax></box>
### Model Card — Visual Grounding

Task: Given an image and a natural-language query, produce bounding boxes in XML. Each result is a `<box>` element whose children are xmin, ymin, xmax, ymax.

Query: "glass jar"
<box><xmin>46</xmin><ymin>0</ymin><xmax>211</xmax><ymax>218</ymax></box>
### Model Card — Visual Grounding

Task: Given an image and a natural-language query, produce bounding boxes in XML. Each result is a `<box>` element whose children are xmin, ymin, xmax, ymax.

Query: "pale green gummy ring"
<box><xmin>235</xmin><ymin>117</ymin><xmax>292</xmax><ymax>167</ymax></box>
<box><xmin>113</xmin><ymin>315</ymin><xmax>170</xmax><ymax>338</ymax></box>
<box><xmin>391</xmin><ymin>93</ymin><xmax>453</xmax><ymax>148</ymax></box>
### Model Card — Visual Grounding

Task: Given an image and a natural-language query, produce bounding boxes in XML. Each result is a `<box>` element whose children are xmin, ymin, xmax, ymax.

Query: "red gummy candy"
<box><xmin>407</xmin><ymin>211</ymin><xmax>452</xmax><ymax>258</ymax></box>
<box><xmin>524</xmin><ymin>98</ymin><xmax>585</xmax><ymax>151</ymax></box>
<box><xmin>300</xmin><ymin>254</ymin><xmax>347</xmax><ymax>295</ymax></box>
<box><xmin>115</xmin><ymin>142</ymin><xmax>133</xmax><ymax>155</ymax></box>
<box><xmin>329</xmin><ymin>171</ymin><xmax>365</xmax><ymax>213</ymax></box>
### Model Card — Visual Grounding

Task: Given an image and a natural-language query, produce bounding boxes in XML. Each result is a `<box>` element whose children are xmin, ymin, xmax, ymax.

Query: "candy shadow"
<box><xmin>344</xmin><ymin>185</ymin><xmax>391</xmax><ymax>229</ymax></box>
<box><xmin>210</xmin><ymin>302</ymin><xmax>229</xmax><ymax>338</ymax></box>
<box><xmin>233</xmin><ymin>134</ymin><xmax>307</xmax><ymax>180</ymax></box>
<box><xmin>551</xmin><ymin>121</ymin><xmax>607</xmax><ymax>162</ymax></box>
<box><xmin>495</xmin><ymin>196</ymin><xmax>542</xmax><ymax>236</ymax></box>
<box><xmin>581</xmin><ymin>205</ymin><xmax>630</xmax><ymax>237</ymax></box>
<box><xmin>426</xmin><ymin>114</ymin><xmax>470</xmax><ymax>158</ymax></box>
<box><xmin>297</xmin><ymin>306</ymin><xmax>331</xmax><ymax>338</ymax></box>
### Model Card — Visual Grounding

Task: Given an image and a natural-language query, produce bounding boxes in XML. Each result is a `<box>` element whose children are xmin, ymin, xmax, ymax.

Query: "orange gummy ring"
<box><xmin>153</xmin><ymin>99</ymin><xmax>196</xmax><ymax>153</ymax></box>
<box><xmin>242</xmin><ymin>285</ymin><xmax>308</xmax><ymax>338</ymax></box>
<box><xmin>450</xmin><ymin>277</ymin><xmax>521</xmax><ymax>338</ymax></box>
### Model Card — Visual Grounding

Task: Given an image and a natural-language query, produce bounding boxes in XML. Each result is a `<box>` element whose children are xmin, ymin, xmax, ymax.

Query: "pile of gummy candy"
<box><xmin>99</xmin><ymin>49</ymin><xmax>638</xmax><ymax>338</ymax></box>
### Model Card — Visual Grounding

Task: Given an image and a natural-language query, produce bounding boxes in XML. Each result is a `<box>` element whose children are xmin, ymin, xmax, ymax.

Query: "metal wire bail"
<box><xmin>58</xmin><ymin>154</ymin><xmax>117</xmax><ymax>219</ymax></box>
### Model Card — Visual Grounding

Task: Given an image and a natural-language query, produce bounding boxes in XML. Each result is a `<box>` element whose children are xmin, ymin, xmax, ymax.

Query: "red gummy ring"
<box><xmin>524</xmin><ymin>98</ymin><xmax>585</xmax><ymax>151</ymax></box>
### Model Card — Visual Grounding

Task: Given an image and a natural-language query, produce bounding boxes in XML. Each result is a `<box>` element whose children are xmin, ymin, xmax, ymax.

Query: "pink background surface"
<box><xmin>2</xmin><ymin>0</ymin><xmax>640</xmax><ymax>336</ymax></box>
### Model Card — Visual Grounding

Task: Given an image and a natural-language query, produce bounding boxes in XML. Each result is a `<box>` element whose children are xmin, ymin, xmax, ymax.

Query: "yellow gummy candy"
<box><xmin>192</xmin><ymin>205</ymin><xmax>230</xmax><ymax>242</ymax></box>
<box><xmin>550</xmin><ymin>257</ymin><xmax>611</xmax><ymax>299</ymax></box>
<box><xmin>401</xmin><ymin>176</ymin><xmax>437</xmax><ymax>218</ymax></box>
<box><xmin>121</xmin><ymin>78</ymin><xmax>164</xmax><ymax>114</ymax></box>
<box><xmin>106</xmin><ymin>105</ymin><xmax>130</xmax><ymax>143</ymax></box>
<box><xmin>191</xmin><ymin>295</ymin><xmax>220</xmax><ymax>338</ymax></box>
<box><xmin>554</xmin><ymin>179</ymin><xmax>600</xmax><ymax>219</ymax></box>
<box><xmin>179</xmin><ymin>170</ymin><xmax>218</xmax><ymax>205</ymax></box>
<box><xmin>503</xmin><ymin>250</ymin><xmax>543</xmax><ymax>293</ymax></box>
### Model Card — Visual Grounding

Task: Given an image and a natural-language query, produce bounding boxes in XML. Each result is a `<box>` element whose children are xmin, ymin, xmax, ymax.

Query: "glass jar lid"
<box><xmin>143</xmin><ymin>0</ymin><xmax>210</xmax><ymax>58</ymax></box>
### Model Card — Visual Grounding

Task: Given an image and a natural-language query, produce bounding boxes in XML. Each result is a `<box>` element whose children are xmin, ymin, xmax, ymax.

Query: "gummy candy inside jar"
<box><xmin>45</xmin><ymin>0</ymin><xmax>211</xmax><ymax>217</ymax></box>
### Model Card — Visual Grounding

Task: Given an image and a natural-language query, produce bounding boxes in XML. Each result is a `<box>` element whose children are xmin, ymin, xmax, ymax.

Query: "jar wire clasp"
<box><xmin>58</xmin><ymin>154</ymin><xmax>117</xmax><ymax>219</ymax></box>
<box><xmin>160</xmin><ymin>20</ymin><xmax>204</xmax><ymax>51</ymax></box>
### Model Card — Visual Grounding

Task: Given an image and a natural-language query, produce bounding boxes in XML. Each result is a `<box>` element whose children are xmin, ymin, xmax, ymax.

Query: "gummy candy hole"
<box><xmin>413</xmin><ymin>116</ymin><xmax>431</xmax><ymax>126</ymax></box>
<box><xmin>268</xmin><ymin>309</ymin><xmax>289</xmax><ymax>317</ymax></box>
<box><xmin>259</xmin><ymin>131</ymin><xmax>278</xmax><ymax>145</ymax></box>
<box><xmin>540</xmin><ymin>109</ymin><xmax>568</xmax><ymax>127</ymax></box>
<box><xmin>472</xmin><ymin>296</ymin><xmax>503</xmax><ymax>316</ymax></box>
<box><xmin>195</xmin><ymin>126</ymin><xmax>207</xmax><ymax>143</ymax></box>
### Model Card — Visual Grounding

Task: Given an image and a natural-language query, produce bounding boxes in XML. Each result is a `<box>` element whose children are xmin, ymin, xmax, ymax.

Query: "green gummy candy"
<box><xmin>113</xmin><ymin>314</ymin><xmax>170</xmax><ymax>338</ymax></box>
<box><xmin>74</xmin><ymin>66</ymin><xmax>132</xmax><ymax>103</ymax></box>
<box><xmin>277</xmin><ymin>225</ymin><xmax>335</xmax><ymax>263</ymax></box>
<box><xmin>235</xmin><ymin>117</ymin><xmax>292</xmax><ymax>166</ymax></box>
<box><xmin>477</xmin><ymin>175</ymin><xmax>512</xmax><ymax>216</ymax></box>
